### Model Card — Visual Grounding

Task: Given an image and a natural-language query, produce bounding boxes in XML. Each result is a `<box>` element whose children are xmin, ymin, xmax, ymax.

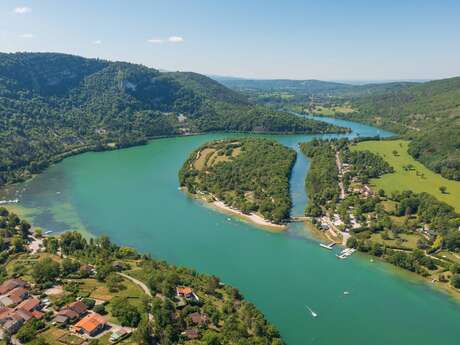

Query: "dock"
<box><xmin>319</xmin><ymin>242</ymin><xmax>336</xmax><ymax>250</ymax></box>
<box><xmin>336</xmin><ymin>248</ymin><xmax>356</xmax><ymax>259</ymax></box>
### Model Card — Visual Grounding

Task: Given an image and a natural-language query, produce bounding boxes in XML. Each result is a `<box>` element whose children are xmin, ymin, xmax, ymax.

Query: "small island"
<box><xmin>179</xmin><ymin>138</ymin><xmax>296</xmax><ymax>229</ymax></box>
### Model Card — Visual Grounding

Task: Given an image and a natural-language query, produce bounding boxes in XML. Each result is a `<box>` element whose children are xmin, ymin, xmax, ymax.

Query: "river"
<box><xmin>1</xmin><ymin>116</ymin><xmax>459</xmax><ymax>344</ymax></box>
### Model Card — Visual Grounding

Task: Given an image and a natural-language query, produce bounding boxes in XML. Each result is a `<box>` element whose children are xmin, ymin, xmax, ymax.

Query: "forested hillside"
<box><xmin>345</xmin><ymin>77</ymin><xmax>460</xmax><ymax>180</ymax></box>
<box><xmin>0</xmin><ymin>52</ymin><xmax>345</xmax><ymax>186</ymax></box>
<box><xmin>179</xmin><ymin>138</ymin><xmax>296</xmax><ymax>223</ymax></box>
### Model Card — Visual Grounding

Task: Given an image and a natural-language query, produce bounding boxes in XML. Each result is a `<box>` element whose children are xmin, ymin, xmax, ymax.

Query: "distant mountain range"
<box><xmin>211</xmin><ymin>75</ymin><xmax>419</xmax><ymax>97</ymax></box>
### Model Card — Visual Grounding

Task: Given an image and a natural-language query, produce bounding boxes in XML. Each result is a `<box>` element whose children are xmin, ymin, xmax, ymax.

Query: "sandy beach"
<box><xmin>210</xmin><ymin>200</ymin><xmax>287</xmax><ymax>231</ymax></box>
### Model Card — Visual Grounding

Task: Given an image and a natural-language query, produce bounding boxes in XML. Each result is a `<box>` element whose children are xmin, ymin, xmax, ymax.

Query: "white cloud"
<box><xmin>20</xmin><ymin>33</ymin><xmax>34</xmax><ymax>38</ymax></box>
<box><xmin>168</xmin><ymin>36</ymin><xmax>184</xmax><ymax>43</ymax></box>
<box><xmin>14</xmin><ymin>6</ymin><xmax>31</xmax><ymax>14</ymax></box>
<box><xmin>92</xmin><ymin>40</ymin><xmax>102</xmax><ymax>45</ymax></box>
<box><xmin>147</xmin><ymin>38</ymin><xmax>164</xmax><ymax>44</ymax></box>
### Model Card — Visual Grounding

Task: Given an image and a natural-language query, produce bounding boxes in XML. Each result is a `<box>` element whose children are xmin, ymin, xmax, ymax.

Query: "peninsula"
<box><xmin>179</xmin><ymin>138</ymin><xmax>296</xmax><ymax>228</ymax></box>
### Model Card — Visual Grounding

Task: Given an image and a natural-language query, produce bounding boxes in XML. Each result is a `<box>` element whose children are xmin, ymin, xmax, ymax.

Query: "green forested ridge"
<box><xmin>179</xmin><ymin>138</ymin><xmax>296</xmax><ymax>223</ymax></box>
<box><xmin>343</xmin><ymin>77</ymin><xmax>460</xmax><ymax>180</ymax></box>
<box><xmin>0</xmin><ymin>52</ymin><xmax>345</xmax><ymax>186</ymax></box>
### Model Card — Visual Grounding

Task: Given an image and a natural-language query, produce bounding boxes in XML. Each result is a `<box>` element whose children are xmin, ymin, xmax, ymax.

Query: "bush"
<box><xmin>93</xmin><ymin>304</ymin><xmax>107</xmax><ymax>315</ymax></box>
<box><xmin>451</xmin><ymin>274</ymin><xmax>460</xmax><ymax>289</ymax></box>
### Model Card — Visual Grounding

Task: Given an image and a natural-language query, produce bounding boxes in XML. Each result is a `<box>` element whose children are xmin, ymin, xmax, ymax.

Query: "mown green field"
<box><xmin>351</xmin><ymin>140</ymin><xmax>460</xmax><ymax>212</ymax></box>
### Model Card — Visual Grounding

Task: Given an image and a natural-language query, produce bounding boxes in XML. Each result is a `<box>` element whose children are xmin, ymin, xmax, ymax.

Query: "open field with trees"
<box><xmin>351</xmin><ymin>140</ymin><xmax>460</xmax><ymax>212</ymax></box>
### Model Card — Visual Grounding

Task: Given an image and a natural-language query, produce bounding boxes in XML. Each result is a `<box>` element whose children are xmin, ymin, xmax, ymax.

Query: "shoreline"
<box><xmin>182</xmin><ymin>188</ymin><xmax>287</xmax><ymax>231</ymax></box>
<box><xmin>210</xmin><ymin>200</ymin><xmax>287</xmax><ymax>231</ymax></box>
<box><xmin>307</xmin><ymin>218</ymin><xmax>460</xmax><ymax>302</ymax></box>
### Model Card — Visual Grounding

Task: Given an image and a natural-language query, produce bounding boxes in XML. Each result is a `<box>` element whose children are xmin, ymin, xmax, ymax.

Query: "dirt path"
<box><xmin>335</xmin><ymin>151</ymin><xmax>346</xmax><ymax>200</ymax></box>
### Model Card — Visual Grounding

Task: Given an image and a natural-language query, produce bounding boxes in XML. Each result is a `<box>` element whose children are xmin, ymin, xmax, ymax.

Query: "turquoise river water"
<box><xmin>1</xmin><ymin>116</ymin><xmax>459</xmax><ymax>344</ymax></box>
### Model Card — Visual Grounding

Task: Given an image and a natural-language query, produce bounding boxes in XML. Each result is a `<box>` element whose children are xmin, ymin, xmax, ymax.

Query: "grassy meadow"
<box><xmin>351</xmin><ymin>140</ymin><xmax>460</xmax><ymax>212</ymax></box>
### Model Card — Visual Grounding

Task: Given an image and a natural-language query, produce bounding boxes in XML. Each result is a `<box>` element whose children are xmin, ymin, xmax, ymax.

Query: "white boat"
<box><xmin>306</xmin><ymin>305</ymin><xmax>318</xmax><ymax>318</ymax></box>
<box><xmin>343</xmin><ymin>291</ymin><xmax>350</xmax><ymax>295</ymax></box>
<box><xmin>0</xmin><ymin>199</ymin><xmax>19</xmax><ymax>205</ymax></box>
<box><xmin>44</xmin><ymin>230</ymin><xmax>53</xmax><ymax>235</ymax></box>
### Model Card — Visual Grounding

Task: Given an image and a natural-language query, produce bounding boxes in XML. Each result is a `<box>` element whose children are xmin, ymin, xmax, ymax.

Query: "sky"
<box><xmin>1</xmin><ymin>0</ymin><xmax>459</xmax><ymax>81</ymax></box>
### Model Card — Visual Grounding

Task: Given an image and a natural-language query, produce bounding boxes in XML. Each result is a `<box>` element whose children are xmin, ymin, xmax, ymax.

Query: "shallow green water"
<box><xmin>2</xmin><ymin>117</ymin><xmax>460</xmax><ymax>344</ymax></box>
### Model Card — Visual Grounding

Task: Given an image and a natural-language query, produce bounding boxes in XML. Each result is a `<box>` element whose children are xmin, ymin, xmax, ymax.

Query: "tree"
<box><xmin>35</xmin><ymin>227</ymin><xmax>43</xmax><ymax>238</ymax></box>
<box><xmin>451</xmin><ymin>274</ymin><xmax>460</xmax><ymax>289</ymax></box>
<box><xmin>32</xmin><ymin>257</ymin><xmax>61</xmax><ymax>284</ymax></box>
<box><xmin>61</xmin><ymin>258</ymin><xmax>80</xmax><ymax>276</ymax></box>
<box><xmin>111</xmin><ymin>297</ymin><xmax>141</xmax><ymax>327</ymax></box>
<box><xmin>16</xmin><ymin>319</ymin><xmax>45</xmax><ymax>342</ymax></box>
<box><xmin>132</xmin><ymin>318</ymin><xmax>153</xmax><ymax>345</ymax></box>
<box><xmin>439</xmin><ymin>186</ymin><xmax>447</xmax><ymax>194</ymax></box>
<box><xmin>93</xmin><ymin>304</ymin><xmax>107</xmax><ymax>315</ymax></box>
<box><xmin>106</xmin><ymin>273</ymin><xmax>124</xmax><ymax>292</ymax></box>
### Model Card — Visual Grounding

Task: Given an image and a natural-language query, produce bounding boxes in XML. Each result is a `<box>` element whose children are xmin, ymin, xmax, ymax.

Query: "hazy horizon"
<box><xmin>1</xmin><ymin>0</ymin><xmax>459</xmax><ymax>80</ymax></box>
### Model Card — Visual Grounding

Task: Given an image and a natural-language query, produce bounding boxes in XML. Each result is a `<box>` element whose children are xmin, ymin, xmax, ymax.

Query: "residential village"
<box><xmin>303</xmin><ymin>139</ymin><xmax>460</xmax><ymax>294</ymax></box>
<box><xmin>0</xmin><ymin>207</ymin><xmax>281</xmax><ymax>345</ymax></box>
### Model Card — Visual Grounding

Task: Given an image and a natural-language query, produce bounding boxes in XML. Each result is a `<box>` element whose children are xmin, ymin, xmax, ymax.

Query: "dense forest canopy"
<box><xmin>0</xmin><ymin>52</ymin><xmax>346</xmax><ymax>186</ymax></box>
<box><xmin>179</xmin><ymin>138</ymin><xmax>296</xmax><ymax>223</ymax></box>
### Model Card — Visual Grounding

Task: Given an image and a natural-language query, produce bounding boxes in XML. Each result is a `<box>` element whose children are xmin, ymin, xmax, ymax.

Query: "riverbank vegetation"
<box><xmin>0</xmin><ymin>52</ymin><xmax>346</xmax><ymax>187</ymax></box>
<box><xmin>300</xmin><ymin>138</ymin><xmax>460</xmax><ymax>294</ymax></box>
<box><xmin>225</xmin><ymin>76</ymin><xmax>460</xmax><ymax>181</ymax></box>
<box><xmin>300</xmin><ymin>140</ymin><xmax>340</xmax><ymax>217</ymax></box>
<box><xmin>0</xmin><ymin>208</ymin><xmax>283</xmax><ymax>345</ymax></box>
<box><xmin>179</xmin><ymin>138</ymin><xmax>296</xmax><ymax>224</ymax></box>
<box><xmin>328</xmin><ymin>78</ymin><xmax>460</xmax><ymax>181</ymax></box>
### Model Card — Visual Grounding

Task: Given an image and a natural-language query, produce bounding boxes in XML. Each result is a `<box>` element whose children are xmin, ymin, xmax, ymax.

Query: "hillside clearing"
<box><xmin>351</xmin><ymin>140</ymin><xmax>460</xmax><ymax>212</ymax></box>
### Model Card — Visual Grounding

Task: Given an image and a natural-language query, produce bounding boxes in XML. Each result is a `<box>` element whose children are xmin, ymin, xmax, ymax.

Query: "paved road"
<box><xmin>118</xmin><ymin>272</ymin><xmax>152</xmax><ymax>297</ymax></box>
<box><xmin>117</xmin><ymin>272</ymin><xmax>154</xmax><ymax>322</ymax></box>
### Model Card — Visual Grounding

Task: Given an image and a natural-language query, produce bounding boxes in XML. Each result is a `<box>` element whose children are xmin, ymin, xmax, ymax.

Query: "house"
<box><xmin>189</xmin><ymin>312</ymin><xmax>208</xmax><ymax>326</ymax></box>
<box><xmin>0</xmin><ymin>279</ymin><xmax>27</xmax><ymax>295</ymax></box>
<box><xmin>72</xmin><ymin>313</ymin><xmax>107</xmax><ymax>337</ymax></box>
<box><xmin>110</xmin><ymin>327</ymin><xmax>131</xmax><ymax>343</ymax></box>
<box><xmin>54</xmin><ymin>308</ymin><xmax>79</xmax><ymax>324</ymax></box>
<box><xmin>67</xmin><ymin>300</ymin><xmax>88</xmax><ymax>316</ymax></box>
<box><xmin>3</xmin><ymin>315</ymin><xmax>23</xmax><ymax>334</ymax></box>
<box><xmin>16</xmin><ymin>297</ymin><xmax>41</xmax><ymax>313</ymax></box>
<box><xmin>176</xmin><ymin>286</ymin><xmax>194</xmax><ymax>298</ymax></box>
<box><xmin>0</xmin><ymin>287</ymin><xmax>28</xmax><ymax>307</ymax></box>
<box><xmin>13</xmin><ymin>308</ymin><xmax>33</xmax><ymax>322</ymax></box>
<box><xmin>80</xmin><ymin>264</ymin><xmax>95</xmax><ymax>276</ymax></box>
<box><xmin>0</xmin><ymin>308</ymin><xmax>13</xmax><ymax>324</ymax></box>
<box><xmin>182</xmin><ymin>328</ymin><xmax>199</xmax><ymax>340</ymax></box>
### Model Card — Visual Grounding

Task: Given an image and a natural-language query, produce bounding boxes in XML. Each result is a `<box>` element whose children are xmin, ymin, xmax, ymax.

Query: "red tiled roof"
<box><xmin>58</xmin><ymin>308</ymin><xmax>79</xmax><ymax>320</ymax></box>
<box><xmin>13</xmin><ymin>308</ymin><xmax>33</xmax><ymax>321</ymax></box>
<box><xmin>31</xmin><ymin>310</ymin><xmax>44</xmax><ymax>319</ymax></box>
<box><xmin>74</xmin><ymin>313</ymin><xmax>106</xmax><ymax>334</ymax></box>
<box><xmin>176</xmin><ymin>286</ymin><xmax>193</xmax><ymax>295</ymax></box>
<box><xmin>0</xmin><ymin>279</ymin><xmax>27</xmax><ymax>295</ymax></box>
<box><xmin>16</xmin><ymin>297</ymin><xmax>40</xmax><ymax>312</ymax></box>
<box><xmin>68</xmin><ymin>300</ymin><xmax>87</xmax><ymax>315</ymax></box>
<box><xmin>7</xmin><ymin>287</ymin><xmax>28</xmax><ymax>304</ymax></box>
